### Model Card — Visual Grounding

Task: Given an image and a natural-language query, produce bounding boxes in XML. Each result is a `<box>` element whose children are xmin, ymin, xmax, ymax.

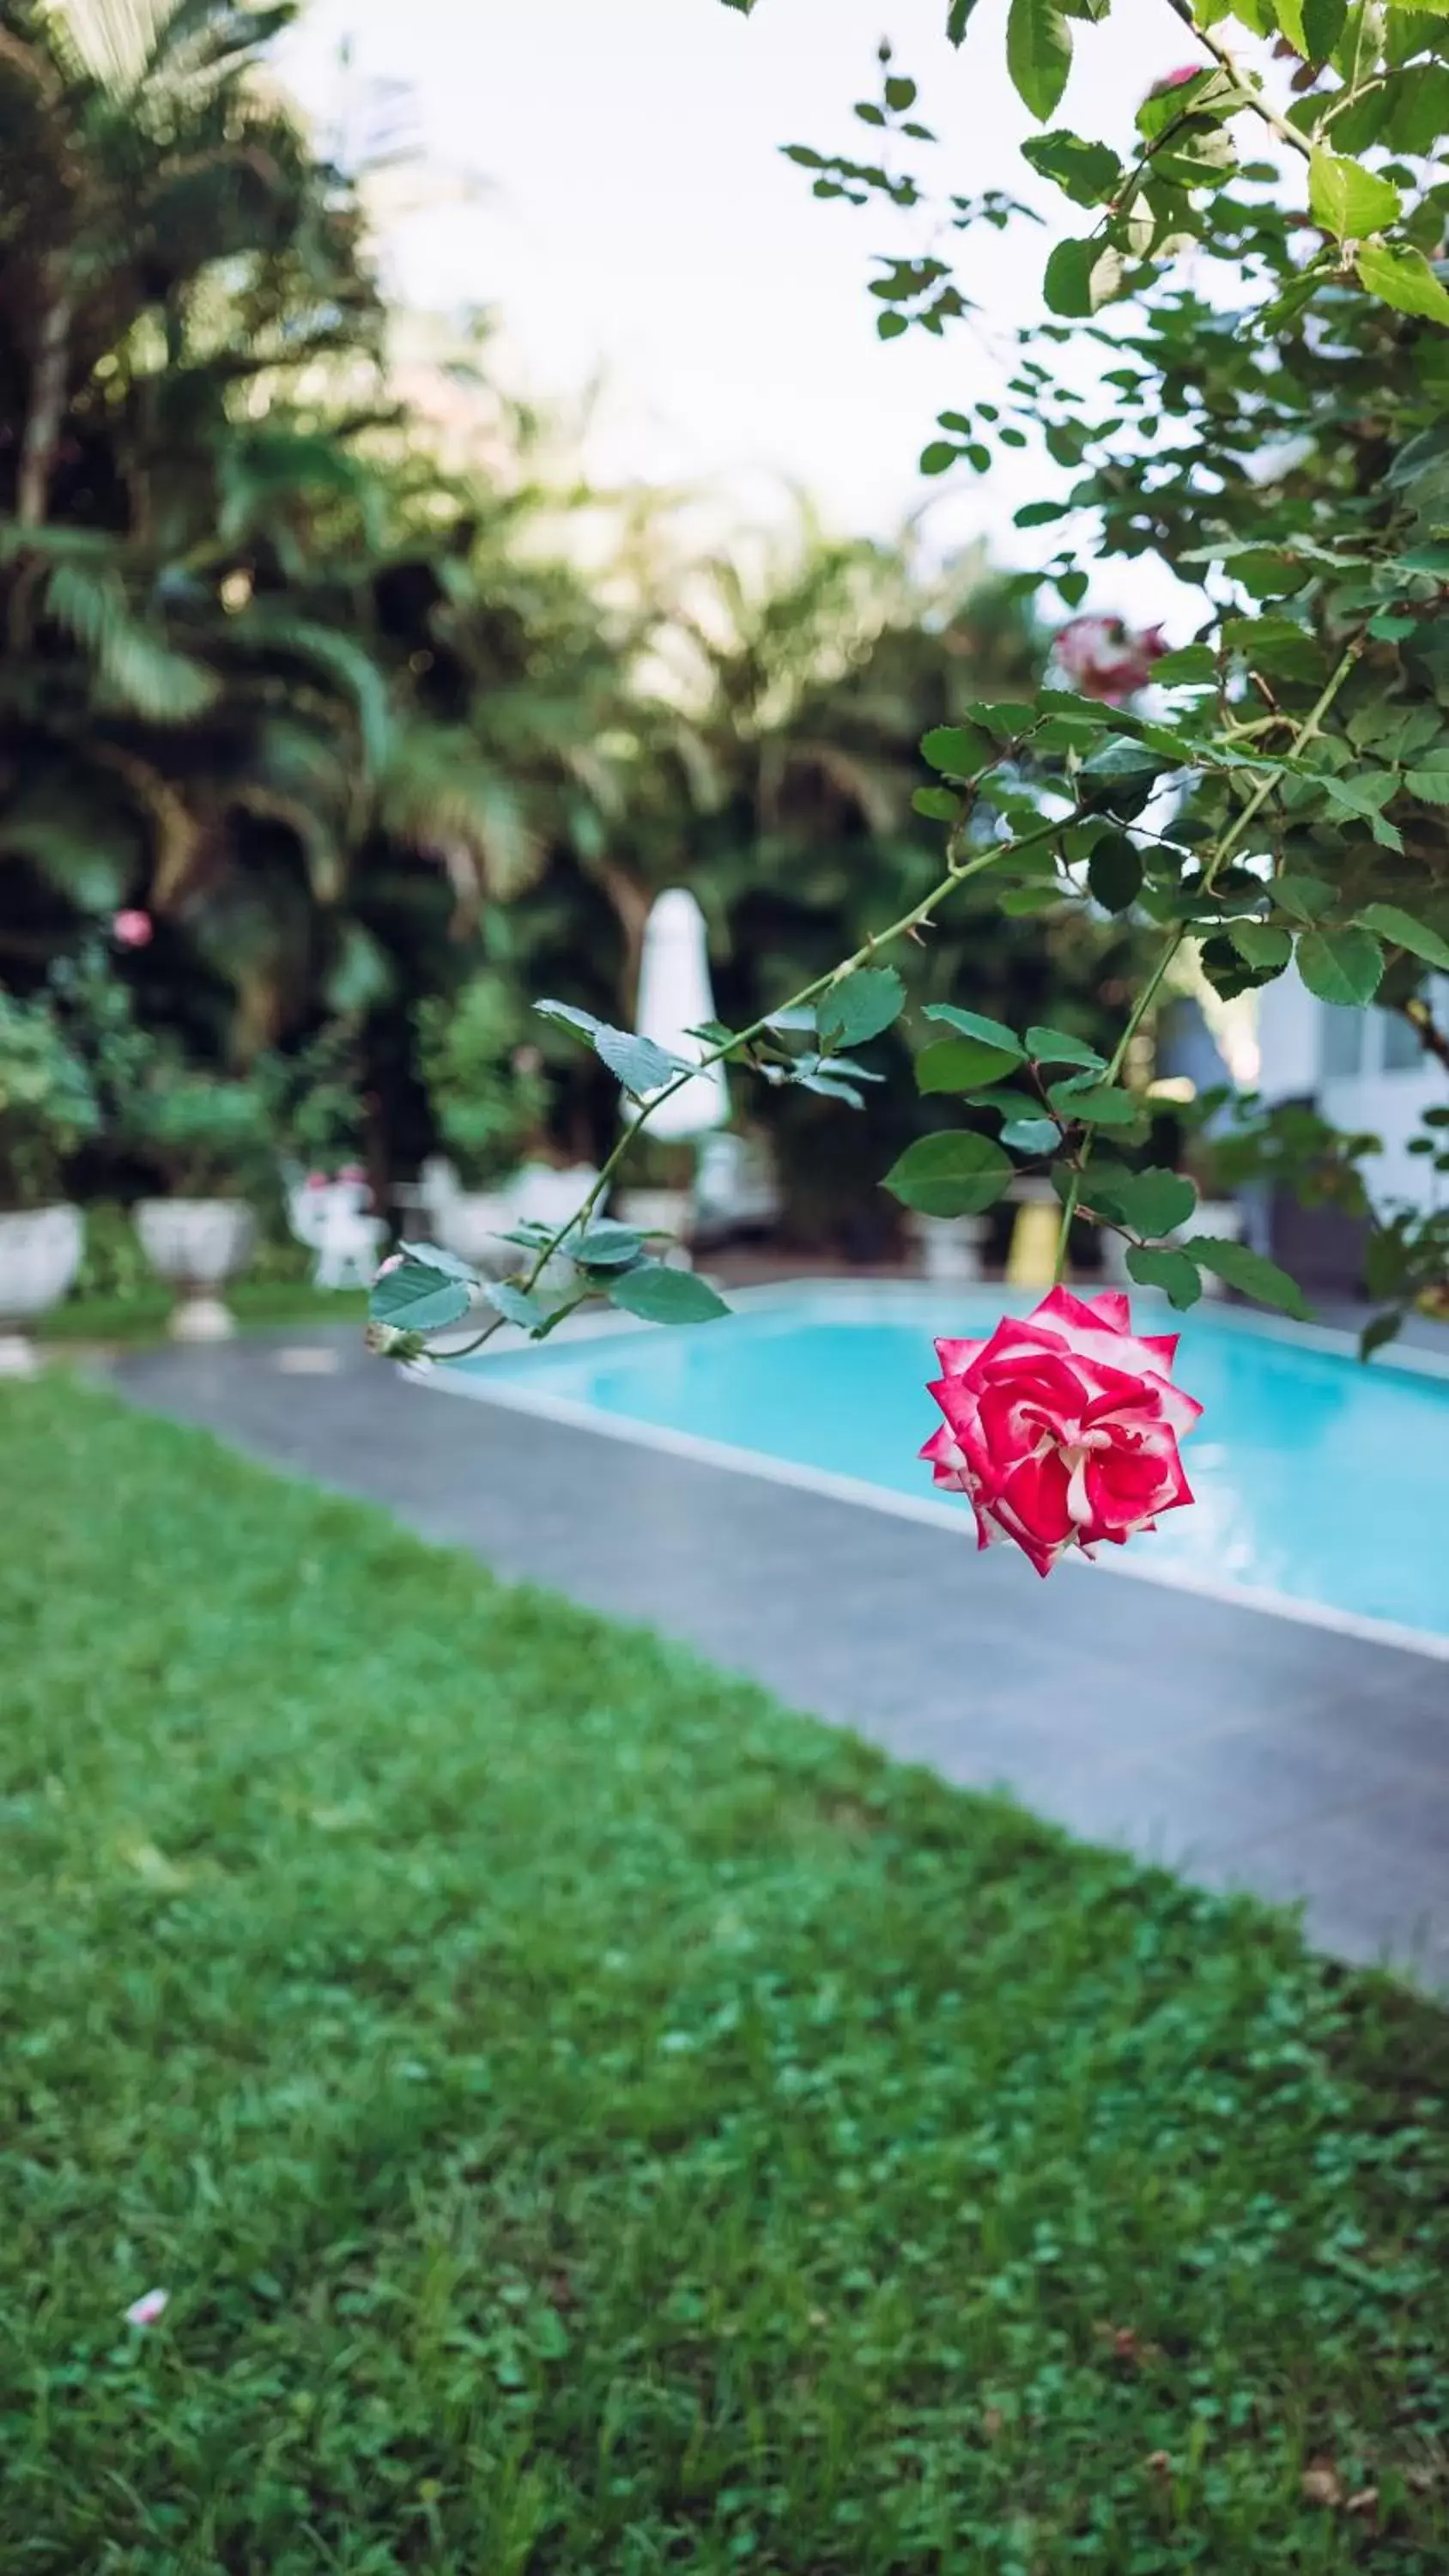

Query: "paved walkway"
<box><xmin>113</xmin><ymin>1328</ymin><xmax>1449</xmax><ymax>1986</ymax></box>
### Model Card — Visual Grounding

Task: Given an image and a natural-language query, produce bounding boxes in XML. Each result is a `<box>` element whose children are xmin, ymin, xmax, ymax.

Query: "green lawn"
<box><xmin>39</xmin><ymin>1279</ymin><xmax>368</xmax><ymax>1345</ymax></box>
<box><xmin>4</xmin><ymin>1376</ymin><xmax>1448</xmax><ymax>2575</ymax></box>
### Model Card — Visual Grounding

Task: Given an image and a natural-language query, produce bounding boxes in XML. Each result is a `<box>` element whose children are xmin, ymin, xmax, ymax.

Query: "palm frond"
<box><xmin>379</xmin><ymin>727</ymin><xmax>543</xmax><ymax>914</ymax></box>
<box><xmin>45</xmin><ymin>562</ymin><xmax>220</xmax><ymax>721</ymax></box>
<box><xmin>226</xmin><ymin>610</ymin><xmax>391</xmax><ymax>774</ymax></box>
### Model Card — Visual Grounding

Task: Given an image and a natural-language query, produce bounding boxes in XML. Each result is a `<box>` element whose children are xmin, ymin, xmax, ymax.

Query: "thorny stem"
<box><xmin>1163</xmin><ymin>0</ymin><xmax>1314</xmax><ymax>164</ymax></box>
<box><xmin>1052</xmin><ymin>636</ymin><xmax>1366</xmax><ymax>1284</ymax></box>
<box><xmin>430</xmin><ymin>802</ymin><xmax>1086</xmax><ymax>1360</ymax></box>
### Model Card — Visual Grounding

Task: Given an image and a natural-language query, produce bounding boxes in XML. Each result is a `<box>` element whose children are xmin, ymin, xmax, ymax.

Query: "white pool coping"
<box><xmin>421</xmin><ymin>1279</ymin><xmax>1449</xmax><ymax>1667</ymax></box>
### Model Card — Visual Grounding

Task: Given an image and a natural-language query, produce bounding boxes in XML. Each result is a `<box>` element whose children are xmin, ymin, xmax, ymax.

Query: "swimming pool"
<box><xmin>455</xmin><ymin>1285</ymin><xmax>1449</xmax><ymax>1653</ymax></box>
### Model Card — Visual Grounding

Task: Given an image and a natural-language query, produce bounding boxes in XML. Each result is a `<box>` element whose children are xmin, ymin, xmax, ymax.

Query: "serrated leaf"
<box><xmin>1308</xmin><ymin>149</ymin><xmax>1402</xmax><ymax>240</ymax></box>
<box><xmin>1125</xmin><ymin>1244</ymin><xmax>1203</xmax><ymax>1309</ymax></box>
<box><xmin>912</xmin><ymin>785</ymin><xmax>963</xmax><ymax>821</ymax></box>
<box><xmin>917</xmin><ymin>1035</ymin><xmax>1023</xmax><ymax>1092</ymax></box>
<box><xmin>1047</xmin><ymin>1078</ymin><xmax>1141</xmax><ymax>1126</ymax></box>
<box><xmin>1273</xmin><ymin>872</ymin><xmax>1337</xmax><ymax>920</ymax></box>
<box><xmin>1296</xmin><ymin>926</ymin><xmax>1385</xmax><ymax>1006</ymax></box>
<box><xmin>597</xmin><ymin>1027</ymin><xmax>694</xmax><ymax>1097</ymax></box>
<box><xmin>920</xmin><ymin>721</ymin><xmax>994</xmax><ymax>775</ymax></box>
<box><xmin>1361</xmin><ymin>1308</ymin><xmax>1404</xmax><ymax>1360</ymax></box>
<box><xmin>397</xmin><ymin>1239</ymin><xmax>482</xmax><ymax>1285</ymax></box>
<box><xmin>1027</xmin><ymin>1025</ymin><xmax>1106</xmax><ymax>1066</ymax></box>
<box><xmin>1001</xmin><ymin>1116</ymin><xmax>1059</xmax><ymax>1154</ymax></box>
<box><xmin>370</xmin><ymin>1258</ymin><xmax>473</xmax><ymax>1336</ymax></box>
<box><xmin>1151</xmin><ymin>644</ymin><xmax>1216</xmax><ymax>684</ymax></box>
<box><xmin>1355</xmin><ymin>903</ymin><xmax>1449</xmax><ymax>973</ymax></box>
<box><xmin>1022</xmin><ymin>129</ymin><xmax>1122</xmax><ymax>206</ymax></box>
<box><xmin>1405</xmin><ymin>760</ymin><xmax>1449</xmax><ymax>806</ymax></box>
<box><xmin>606</xmin><ymin>1263</ymin><xmax>730</xmax><ymax>1323</ymax></box>
<box><xmin>1043</xmin><ymin>238</ymin><xmax>1124</xmax><ymax>319</ymax></box>
<box><xmin>1088</xmin><ymin>834</ymin><xmax>1143</xmax><ymax>913</ymax></box>
<box><xmin>570</xmin><ymin>1222</ymin><xmax>647</xmax><ymax>1270</ymax></box>
<box><xmin>924</xmin><ymin>1005</ymin><xmax>1026</xmax><ymax>1056</ymax></box>
<box><xmin>1191</xmin><ymin>1236</ymin><xmax>1312</xmax><ymax>1318</ymax></box>
<box><xmin>485</xmin><ymin>1281</ymin><xmax>551</xmax><ymax>1330</ymax></box>
<box><xmin>1105</xmin><ymin>1167</ymin><xmax>1199</xmax><ymax>1238</ymax></box>
<box><xmin>1228</xmin><ymin>920</ymin><xmax>1294</xmax><ymax>970</ymax></box>
<box><xmin>882</xmin><ymin>1130</ymin><xmax>1015</xmax><ymax>1216</ymax></box>
<box><xmin>947</xmin><ymin>0</ymin><xmax>978</xmax><ymax>37</ymax></box>
<box><xmin>1007</xmin><ymin>0</ymin><xmax>1072</xmax><ymax>121</ymax></box>
<box><xmin>1356</xmin><ymin>241</ymin><xmax>1449</xmax><ymax>325</ymax></box>
<box><xmin>817</xmin><ymin>966</ymin><xmax>906</xmax><ymax>1048</ymax></box>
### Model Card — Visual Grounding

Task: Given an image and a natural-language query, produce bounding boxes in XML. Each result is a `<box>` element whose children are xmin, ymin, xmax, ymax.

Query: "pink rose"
<box><xmin>921</xmin><ymin>1286</ymin><xmax>1202</xmax><ymax>1577</ymax></box>
<box><xmin>1053</xmin><ymin>616</ymin><xmax>1168</xmax><ymax>705</ymax></box>
<box><xmin>339</xmin><ymin>1163</ymin><xmax>367</xmax><ymax>1184</ymax></box>
<box><xmin>375</xmin><ymin>1252</ymin><xmax>403</xmax><ymax>1279</ymax></box>
<box><xmin>112</xmin><ymin>908</ymin><xmax>153</xmax><ymax>949</ymax></box>
<box><xmin>124</xmin><ymin>2287</ymin><xmax>169</xmax><ymax>2329</ymax></box>
<box><xmin>1150</xmin><ymin>64</ymin><xmax>1201</xmax><ymax>94</ymax></box>
<box><xmin>305</xmin><ymin>1170</ymin><xmax>327</xmax><ymax>1189</ymax></box>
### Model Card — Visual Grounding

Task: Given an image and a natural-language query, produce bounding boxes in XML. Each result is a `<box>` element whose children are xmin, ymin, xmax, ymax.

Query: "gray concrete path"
<box><xmin>113</xmin><ymin>1328</ymin><xmax>1449</xmax><ymax>1986</ymax></box>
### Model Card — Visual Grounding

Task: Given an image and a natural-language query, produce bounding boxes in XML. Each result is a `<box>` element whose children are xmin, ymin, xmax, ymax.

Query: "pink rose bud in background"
<box><xmin>112</xmin><ymin>908</ymin><xmax>153</xmax><ymax>949</ymax></box>
<box><xmin>375</xmin><ymin>1252</ymin><xmax>403</xmax><ymax>1279</ymax></box>
<box><xmin>1053</xmin><ymin>616</ymin><xmax>1168</xmax><ymax>705</ymax></box>
<box><xmin>922</xmin><ymin>1287</ymin><xmax>1202</xmax><ymax>1577</ymax></box>
<box><xmin>1149</xmin><ymin>64</ymin><xmax>1201</xmax><ymax>95</ymax></box>
<box><xmin>305</xmin><ymin>1171</ymin><xmax>327</xmax><ymax>1189</ymax></box>
<box><xmin>339</xmin><ymin>1163</ymin><xmax>367</xmax><ymax>1184</ymax></box>
<box><xmin>124</xmin><ymin>2287</ymin><xmax>169</xmax><ymax>2329</ymax></box>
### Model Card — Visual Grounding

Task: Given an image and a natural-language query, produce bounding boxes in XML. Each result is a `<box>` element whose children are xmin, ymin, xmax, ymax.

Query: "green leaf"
<box><xmin>1301</xmin><ymin>0</ymin><xmax>1348</xmax><ymax>58</ymax></box>
<box><xmin>536</xmin><ymin>999</ymin><xmax>692</xmax><ymax>1100</ymax></box>
<box><xmin>1307</xmin><ymin>149</ymin><xmax>1402</xmax><ymax>240</ymax></box>
<box><xmin>1022</xmin><ymin>130</ymin><xmax>1122</xmax><ymax>206</ymax></box>
<box><xmin>882</xmin><ymin>1131</ymin><xmax>1015</xmax><ymax>1216</ymax></box>
<box><xmin>485</xmin><ymin>1281</ymin><xmax>552</xmax><ymax>1330</ymax></box>
<box><xmin>947</xmin><ymin>0</ymin><xmax>978</xmax><ymax>38</ymax></box>
<box><xmin>397</xmin><ymin>1239</ymin><xmax>482</xmax><ymax>1285</ymax></box>
<box><xmin>884</xmin><ymin>74</ymin><xmax>918</xmax><ymax>107</ymax></box>
<box><xmin>1356</xmin><ymin>241</ymin><xmax>1449</xmax><ymax>325</ymax></box>
<box><xmin>1125</xmin><ymin>1244</ymin><xmax>1203</xmax><ymax>1309</ymax></box>
<box><xmin>370</xmin><ymin>1257</ymin><xmax>473</xmax><ymax>1337</ymax></box>
<box><xmin>1360</xmin><ymin>1308</ymin><xmax>1404</xmax><ymax>1360</ymax></box>
<box><xmin>920</xmin><ymin>721</ymin><xmax>994</xmax><ymax>775</ymax></box>
<box><xmin>1272</xmin><ymin>872</ymin><xmax>1337</xmax><ymax>920</ymax></box>
<box><xmin>1001</xmin><ymin>1116</ymin><xmax>1059</xmax><ymax>1154</ymax></box>
<box><xmin>817</xmin><ymin>967</ymin><xmax>906</xmax><ymax>1048</ymax></box>
<box><xmin>925</xmin><ymin>1005</ymin><xmax>1026</xmax><ymax>1056</ymax></box>
<box><xmin>916</xmin><ymin>1035</ymin><xmax>1024</xmax><ymax>1092</ymax></box>
<box><xmin>1043</xmin><ymin>238</ymin><xmax>1124</xmax><ymax>319</ymax></box>
<box><xmin>1099</xmin><ymin>1167</ymin><xmax>1198</xmax><ymax>1238</ymax></box>
<box><xmin>912</xmin><ymin>786</ymin><xmax>963</xmax><ymax>821</ymax></box>
<box><xmin>1027</xmin><ymin>1025</ymin><xmax>1106</xmax><ymax>1067</ymax></box>
<box><xmin>1228</xmin><ymin>920</ymin><xmax>1294</xmax><ymax>970</ymax></box>
<box><xmin>1405</xmin><ymin>758</ymin><xmax>1449</xmax><ymax>805</ymax></box>
<box><xmin>570</xmin><ymin>1222</ymin><xmax>648</xmax><ymax>1270</ymax></box>
<box><xmin>1087</xmin><ymin>834</ymin><xmax>1143</xmax><ymax>912</ymax></box>
<box><xmin>606</xmin><ymin>1264</ymin><xmax>730</xmax><ymax>1324</ymax></box>
<box><xmin>1191</xmin><ymin>1237</ymin><xmax>1312</xmax><ymax>1319</ymax></box>
<box><xmin>1296</xmin><ymin>926</ymin><xmax>1385</xmax><ymax>1006</ymax></box>
<box><xmin>1355</xmin><ymin>903</ymin><xmax>1449</xmax><ymax>973</ymax></box>
<box><xmin>920</xmin><ymin>440</ymin><xmax>961</xmax><ymax>476</ymax></box>
<box><xmin>1047</xmin><ymin>1079</ymin><xmax>1141</xmax><ymax>1126</ymax></box>
<box><xmin>1007</xmin><ymin>0</ymin><xmax>1072</xmax><ymax>120</ymax></box>
<box><xmin>1150</xmin><ymin>644</ymin><xmax>1216</xmax><ymax>684</ymax></box>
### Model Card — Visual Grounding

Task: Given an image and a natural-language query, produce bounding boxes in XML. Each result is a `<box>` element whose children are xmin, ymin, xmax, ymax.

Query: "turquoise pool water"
<box><xmin>465</xmin><ymin>1288</ymin><xmax>1449</xmax><ymax>1643</ymax></box>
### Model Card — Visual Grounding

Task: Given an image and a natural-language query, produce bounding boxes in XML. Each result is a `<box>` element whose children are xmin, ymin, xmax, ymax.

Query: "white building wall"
<box><xmin>1256</xmin><ymin>966</ymin><xmax>1449</xmax><ymax>1208</ymax></box>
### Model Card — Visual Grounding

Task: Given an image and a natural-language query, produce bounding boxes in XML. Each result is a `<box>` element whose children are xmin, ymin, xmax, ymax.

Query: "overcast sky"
<box><xmin>277</xmin><ymin>0</ymin><xmax>1191</xmax><ymax>620</ymax></box>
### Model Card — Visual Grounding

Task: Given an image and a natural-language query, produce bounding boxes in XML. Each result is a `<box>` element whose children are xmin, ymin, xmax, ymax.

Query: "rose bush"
<box><xmin>922</xmin><ymin>1288</ymin><xmax>1202</xmax><ymax>1577</ymax></box>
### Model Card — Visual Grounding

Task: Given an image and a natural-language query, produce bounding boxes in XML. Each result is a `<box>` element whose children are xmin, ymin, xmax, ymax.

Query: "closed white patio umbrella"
<box><xmin>627</xmin><ymin>887</ymin><xmax>729</xmax><ymax>1141</ymax></box>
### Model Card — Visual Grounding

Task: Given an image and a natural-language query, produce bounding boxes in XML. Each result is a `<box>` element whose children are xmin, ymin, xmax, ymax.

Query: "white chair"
<box><xmin>286</xmin><ymin>1175</ymin><xmax>387</xmax><ymax>1291</ymax></box>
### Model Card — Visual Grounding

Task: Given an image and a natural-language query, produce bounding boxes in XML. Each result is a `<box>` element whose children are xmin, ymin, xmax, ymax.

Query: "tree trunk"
<box><xmin>16</xmin><ymin>265</ymin><xmax>74</xmax><ymax>529</ymax></box>
<box><xmin>596</xmin><ymin>857</ymin><xmax>652</xmax><ymax>1019</ymax></box>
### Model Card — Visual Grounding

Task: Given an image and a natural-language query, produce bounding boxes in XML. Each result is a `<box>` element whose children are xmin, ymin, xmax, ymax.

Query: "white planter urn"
<box><xmin>909</xmin><ymin>1213</ymin><xmax>990</xmax><ymax>1285</ymax></box>
<box><xmin>136</xmin><ymin>1199</ymin><xmax>257</xmax><ymax>1340</ymax></box>
<box><xmin>0</xmin><ymin>1204</ymin><xmax>84</xmax><ymax>1374</ymax></box>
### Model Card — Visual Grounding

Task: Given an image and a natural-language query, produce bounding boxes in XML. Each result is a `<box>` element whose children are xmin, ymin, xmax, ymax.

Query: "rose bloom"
<box><xmin>1149</xmin><ymin>63</ymin><xmax>1200</xmax><ymax>94</ymax></box>
<box><xmin>112</xmin><ymin>908</ymin><xmax>153</xmax><ymax>949</ymax></box>
<box><xmin>1053</xmin><ymin>615</ymin><xmax>1167</xmax><ymax>705</ymax></box>
<box><xmin>922</xmin><ymin>1287</ymin><xmax>1202</xmax><ymax>1577</ymax></box>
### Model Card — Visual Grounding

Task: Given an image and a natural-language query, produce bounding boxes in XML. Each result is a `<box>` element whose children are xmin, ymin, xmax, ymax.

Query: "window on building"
<box><xmin>1381</xmin><ymin>1008</ymin><xmax>1424</xmax><ymax>1072</ymax></box>
<box><xmin>1319</xmin><ymin>1003</ymin><xmax>1364</xmax><ymax>1078</ymax></box>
